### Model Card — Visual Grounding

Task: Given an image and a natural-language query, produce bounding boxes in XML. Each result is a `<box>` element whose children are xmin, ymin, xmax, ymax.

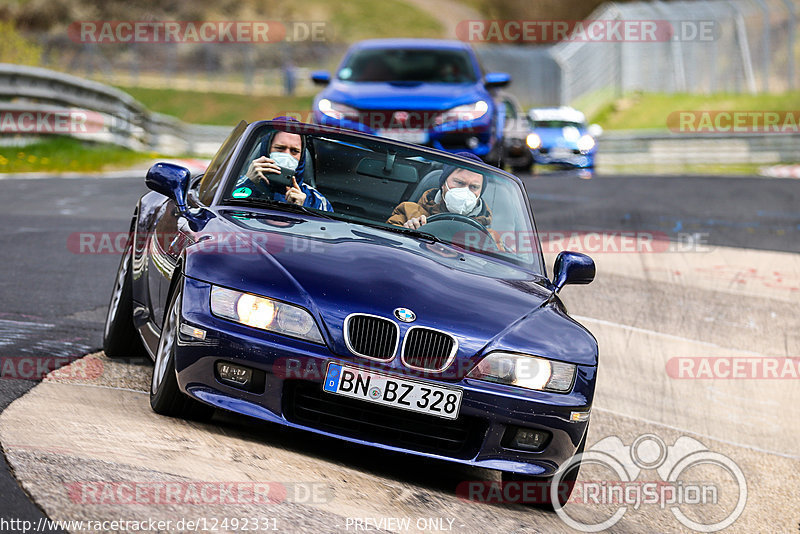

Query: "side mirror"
<box><xmin>588</xmin><ymin>123</ymin><xmax>603</xmax><ymax>138</ymax></box>
<box><xmin>552</xmin><ymin>251</ymin><xmax>595</xmax><ymax>293</ymax></box>
<box><xmin>311</xmin><ymin>70</ymin><xmax>331</xmax><ymax>85</ymax></box>
<box><xmin>145</xmin><ymin>162</ymin><xmax>191</xmax><ymax>213</ymax></box>
<box><xmin>484</xmin><ymin>72</ymin><xmax>511</xmax><ymax>89</ymax></box>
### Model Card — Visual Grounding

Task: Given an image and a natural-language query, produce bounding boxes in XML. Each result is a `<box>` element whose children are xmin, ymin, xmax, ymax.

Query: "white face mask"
<box><xmin>270</xmin><ymin>151</ymin><xmax>299</xmax><ymax>171</ymax></box>
<box><xmin>444</xmin><ymin>186</ymin><xmax>478</xmax><ymax>215</ymax></box>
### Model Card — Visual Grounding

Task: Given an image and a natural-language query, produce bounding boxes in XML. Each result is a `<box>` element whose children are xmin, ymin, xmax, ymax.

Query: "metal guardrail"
<box><xmin>598</xmin><ymin>130</ymin><xmax>800</xmax><ymax>165</ymax></box>
<box><xmin>0</xmin><ymin>63</ymin><xmax>231</xmax><ymax>155</ymax></box>
<box><xmin>2</xmin><ymin>63</ymin><xmax>798</xmax><ymax>166</ymax></box>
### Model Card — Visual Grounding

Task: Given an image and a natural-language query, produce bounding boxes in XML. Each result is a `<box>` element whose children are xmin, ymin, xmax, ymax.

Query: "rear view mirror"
<box><xmin>311</xmin><ymin>70</ymin><xmax>331</xmax><ymax>85</ymax></box>
<box><xmin>145</xmin><ymin>163</ymin><xmax>191</xmax><ymax>213</ymax></box>
<box><xmin>484</xmin><ymin>72</ymin><xmax>511</xmax><ymax>89</ymax></box>
<box><xmin>552</xmin><ymin>251</ymin><xmax>595</xmax><ymax>292</ymax></box>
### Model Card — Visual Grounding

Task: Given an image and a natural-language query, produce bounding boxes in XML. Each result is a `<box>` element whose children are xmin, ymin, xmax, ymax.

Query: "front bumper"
<box><xmin>177</xmin><ymin>277</ymin><xmax>595</xmax><ymax>476</ymax></box>
<box><xmin>313</xmin><ymin>112</ymin><xmax>496</xmax><ymax>158</ymax></box>
<box><xmin>531</xmin><ymin>147</ymin><xmax>595</xmax><ymax>168</ymax></box>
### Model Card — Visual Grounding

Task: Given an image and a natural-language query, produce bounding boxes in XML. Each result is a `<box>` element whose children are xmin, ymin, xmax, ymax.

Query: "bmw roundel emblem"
<box><xmin>394</xmin><ymin>307</ymin><xmax>416</xmax><ymax>323</ymax></box>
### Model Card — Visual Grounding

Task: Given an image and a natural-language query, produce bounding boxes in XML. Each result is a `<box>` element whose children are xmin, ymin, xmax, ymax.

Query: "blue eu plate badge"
<box><xmin>324</xmin><ymin>363</ymin><xmax>342</xmax><ymax>392</ymax></box>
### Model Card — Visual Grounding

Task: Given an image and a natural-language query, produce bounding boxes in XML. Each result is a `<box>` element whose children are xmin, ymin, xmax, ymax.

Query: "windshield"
<box><xmin>221</xmin><ymin>125</ymin><xmax>544</xmax><ymax>274</ymax></box>
<box><xmin>531</xmin><ymin>120</ymin><xmax>586</xmax><ymax>129</ymax></box>
<box><xmin>338</xmin><ymin>48</ymin><xmax>477</xmax><ymax>83</ymax></box>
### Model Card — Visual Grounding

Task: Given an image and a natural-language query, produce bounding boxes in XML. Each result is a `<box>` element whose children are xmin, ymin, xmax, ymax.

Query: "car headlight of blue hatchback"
<box><xmin>467</xmin><ymin>352</ymin><xmax>576</xmax><ymax>393</ymax></box>
<box><xmin>210</xmin><ymin>286</ymin><xmax>324</xmax><ymax>344</ymax></box>
<box><xmin>318</xmin><ymin>99</ymin><xmax>360</xmax><ymax>122</ymax></box>
<box><xmin>435</xmin><ymin>100</ymin><xmax>489</xmax><ymax>126</ymax></box>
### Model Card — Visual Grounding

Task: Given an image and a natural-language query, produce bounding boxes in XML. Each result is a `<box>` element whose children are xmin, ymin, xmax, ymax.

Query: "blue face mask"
<box><xmin>270</xmin><ymin>151</ymin><xmax>299</xmax><ymax>171</ymax></box>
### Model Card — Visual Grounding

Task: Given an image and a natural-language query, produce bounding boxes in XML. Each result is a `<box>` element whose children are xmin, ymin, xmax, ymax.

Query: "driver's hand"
<box><xmin>245</xmin><ymin>156</ymin><xmax>282</xmax><ymax>184</ymax></box>
<box><xmin>285</xmin><ymin>176</ymin><xmax>307</xmax><ymax>206</ymax></box>
<box><xmin>403</xmin><ymin>215</ymin><xmax>427</xmax><ymax>229</ymax></box>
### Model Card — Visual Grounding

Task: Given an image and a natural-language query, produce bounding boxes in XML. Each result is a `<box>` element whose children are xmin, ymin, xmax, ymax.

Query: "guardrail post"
<box><xmin>752</xmin><ymin>0</ymin><xmax>772</xmax><ymax>93</ymax></box>
<box><xmin>782</xmin><ymin>0</ymin><xmax>796</xmax><ymax>90</ymax></box>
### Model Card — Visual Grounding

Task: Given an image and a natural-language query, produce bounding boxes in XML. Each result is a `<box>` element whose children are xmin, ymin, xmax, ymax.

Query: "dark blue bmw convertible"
<box><xmin>103</xmin><ymin>119</ymin><xmax>597</xmax><ymax>507</ymax></box>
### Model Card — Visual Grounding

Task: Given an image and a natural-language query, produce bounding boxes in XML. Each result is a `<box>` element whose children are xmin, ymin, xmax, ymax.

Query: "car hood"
<box><xmin>185</xmin><ymin>212</ymin><xmax>596</xmax><ymax>367</ymax></box>
<box><xmin>320</xmin><ymin>80</ymin><xmax>486</xmax><ymax>110</ymax></box>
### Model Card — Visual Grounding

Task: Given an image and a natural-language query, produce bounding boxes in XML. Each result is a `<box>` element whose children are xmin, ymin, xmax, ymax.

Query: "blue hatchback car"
<box><xmin>310</xmin><ymin>39</ymin><xmax>510</xmax><ymax>166</ymax></box>
<box><xmin>525</xmin><ymin>107</ymin><xmax>600</xmax><ymax>170</ymax></box>
<box><xmin>103</xmin><ymin>120</ymin><xmax>597</xmax><ymax>508</ymax></box>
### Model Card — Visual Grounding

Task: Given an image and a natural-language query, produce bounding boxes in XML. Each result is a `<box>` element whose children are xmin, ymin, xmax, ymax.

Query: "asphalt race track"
<box><xmin>0</xmin><ymin>172</ymin><xmax>797</xmax><ymax>533</ymax></box>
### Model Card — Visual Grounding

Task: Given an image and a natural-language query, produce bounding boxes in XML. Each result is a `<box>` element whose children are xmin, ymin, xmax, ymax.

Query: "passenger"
<box><xmin>235</xmin><ymin>117</ymin><xmax>333</xmax><ymax>212</ymax></box>
<box><xmin>387</xmin><ymin>152</ymin><xmax>505</xmax><ymax>250</ymax></box>
<box><xmin>387</xmin><ymin>152</ymin><xmax>490</xmax><ymax>229</ymax></box>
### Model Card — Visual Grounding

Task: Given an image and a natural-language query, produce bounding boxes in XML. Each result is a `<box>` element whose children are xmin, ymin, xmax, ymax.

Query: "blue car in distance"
<box><xmin>310</xmin><ymin>39</ymin><xmax>510</xmax><ymax>166</ymax></box>
<box><xmin>525</xmin><ymin>107</ymin><xmax>602</xmax><ymax>170</ymax></box>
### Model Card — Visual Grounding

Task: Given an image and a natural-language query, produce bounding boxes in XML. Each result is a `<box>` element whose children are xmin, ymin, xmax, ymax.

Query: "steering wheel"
<box><xmin>425</xmin><ymin>213</ymin><xmax>498</xmax><ymax>251</ymax></box>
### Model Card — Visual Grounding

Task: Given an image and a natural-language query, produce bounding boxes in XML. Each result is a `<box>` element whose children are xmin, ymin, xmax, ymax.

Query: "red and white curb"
<box><xmin>760</xmin><ymin>165</ymin><xmax>800</xmax><ymax>178</ymax></box>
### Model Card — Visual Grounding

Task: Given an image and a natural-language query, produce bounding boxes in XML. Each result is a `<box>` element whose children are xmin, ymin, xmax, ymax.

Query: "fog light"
<box><xmin>215</xmin><ymin>361</ymin><xmax>266</xmax><ymax>393</ymax></box>
<box><xmin>466</xmin><ymin>136</ymin><xmax>479</xmax><ymax>149</ymax></box>
<box><xmin>506</xmin><ymin>427</ymin><xmax>550</xmax><ymax>452</ymax></box>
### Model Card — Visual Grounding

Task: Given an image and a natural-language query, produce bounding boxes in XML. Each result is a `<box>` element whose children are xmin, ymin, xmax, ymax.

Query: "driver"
<box><xmin>233</xmin><ymin>117</ymin><xmax>333</xmax><ymax>212</ymax></box>
<box><xmin>387</xmin><ymin>152</ymin><xmax>506</xmax><ymax>250</ymax></box>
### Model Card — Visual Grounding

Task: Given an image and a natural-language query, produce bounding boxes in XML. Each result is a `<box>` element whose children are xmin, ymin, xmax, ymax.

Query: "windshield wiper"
<box><xmin>359</xmin><ymin>221</ymin><xmax>444</xmax><ymax>244</ymax></box>
<box><xmin>223</xmin><ymin>197</ymin><xmax>338</xmax><ymax>221</ymax></box>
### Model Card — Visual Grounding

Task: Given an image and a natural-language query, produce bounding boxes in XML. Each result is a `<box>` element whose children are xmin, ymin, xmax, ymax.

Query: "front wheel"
<box><xmin>103</xmin><ymin>241</ymin><xmax>147</xmax><ymax>359</ymax></box>
<box><xmin>502</xmin><ymin>433</ymin><xmax>586</xmax><ymax>510</ymax></box>
<box><xmin>149</xmin><ymin>277</ymin><xmax>213</xmax><ymax>420</ymax></box>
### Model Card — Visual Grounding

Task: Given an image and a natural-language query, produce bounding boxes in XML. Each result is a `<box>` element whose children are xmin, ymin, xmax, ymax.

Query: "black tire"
<box><xmin>149</xmin><ymin>277</ymin><xmax>214</xmax><ymax>420</ymax></box>
<box><xmin>103</xmin><ymin>241</ymin><xmax>148</xmax><ymax>359</ymax></box>
<box><xmin>502</xmin><ymin>432</ymin><xmax>587</xmax><ymax>510</ymax></box>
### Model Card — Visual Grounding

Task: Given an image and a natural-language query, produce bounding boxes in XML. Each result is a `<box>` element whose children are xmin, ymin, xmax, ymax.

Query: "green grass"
<box><xmin>591</xmin><ymin>92</ymin><xmax>800</xmax><ymax>131</ymax></box>
<box><xmin>117</xmin><ymin>86</ymin><xmax>314</xmax><ymax>126</ymax></box>
<box><xmin>324</xmin><ymin>0</ymin><xmax>443</xmax><ymax>40</ymax></box>
<box><xmin>0</xmin><ymin>137</ymin><xmax>158</xmax><ymax>173</ymax></box>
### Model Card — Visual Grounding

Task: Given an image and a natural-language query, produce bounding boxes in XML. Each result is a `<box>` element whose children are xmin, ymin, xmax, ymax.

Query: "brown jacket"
<box><xmin>387</xmin><ymin>189</ymin><xmax>506</xmax><ymax>251</ymax></box>
<box><xmin>387</xmin><ymin>188</ymin><xmax>493</xmax><ymax>227</ymax></box>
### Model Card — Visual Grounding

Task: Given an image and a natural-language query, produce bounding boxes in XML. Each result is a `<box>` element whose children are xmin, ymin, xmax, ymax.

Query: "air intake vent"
<box><xmin>401</xmin><ymin>327</ymin><xmax>457</xmax><ymax>372</ymax></box>
<box><xmin>284</xmin><ymin>381</ymin><xmax>486</xmax><ymax>459</ymax></box>
<box><xmin>344</xmin><ymin>314</ymin><xmax>398</xmax><ymax>361</ymax></box>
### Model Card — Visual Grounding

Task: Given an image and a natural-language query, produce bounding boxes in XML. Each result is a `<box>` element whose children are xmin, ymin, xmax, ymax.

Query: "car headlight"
<box><xmin>210</xmin><ymin>286</ymin><xmax>324</xmax><ymax>344</ymax></box>
<box><xmin>467</xmin><ymin>352</ymin><xmax>576</xmax><ymax>393</ymax></box>
<box><xmin>526</xmin><ymin>133</ymin><xmax>541</xmax><ymax>149</ymax></box>
<box><xmin>577</xmin><ymin>134</ymin><xmax>596</xmax><ymax>153</ymax></box>
<box><xmin>318</xmin><ymin>99</ymin><xmax>360</xmax><ymax>121</ymax></box>
<box><xmin>435</xmin><ymin>101</ymin><xmax>489</xmax><ymax>126</ymax></box>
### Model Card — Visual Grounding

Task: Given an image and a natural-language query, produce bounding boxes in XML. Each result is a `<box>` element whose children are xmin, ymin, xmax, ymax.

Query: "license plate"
<box><xmin>323</xmin><ymin>363</ymin><xmax>462</xmax><ymax>420</ymax></box>
<box><xmin>550</xmin><ymin>148</ymin><xmax>574</xmax><ymax>159</ymax></box>
<box><xmin>377</xmin><ymin>129</ymin><xmax>427</xmax><ymax>144</ymax></box>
